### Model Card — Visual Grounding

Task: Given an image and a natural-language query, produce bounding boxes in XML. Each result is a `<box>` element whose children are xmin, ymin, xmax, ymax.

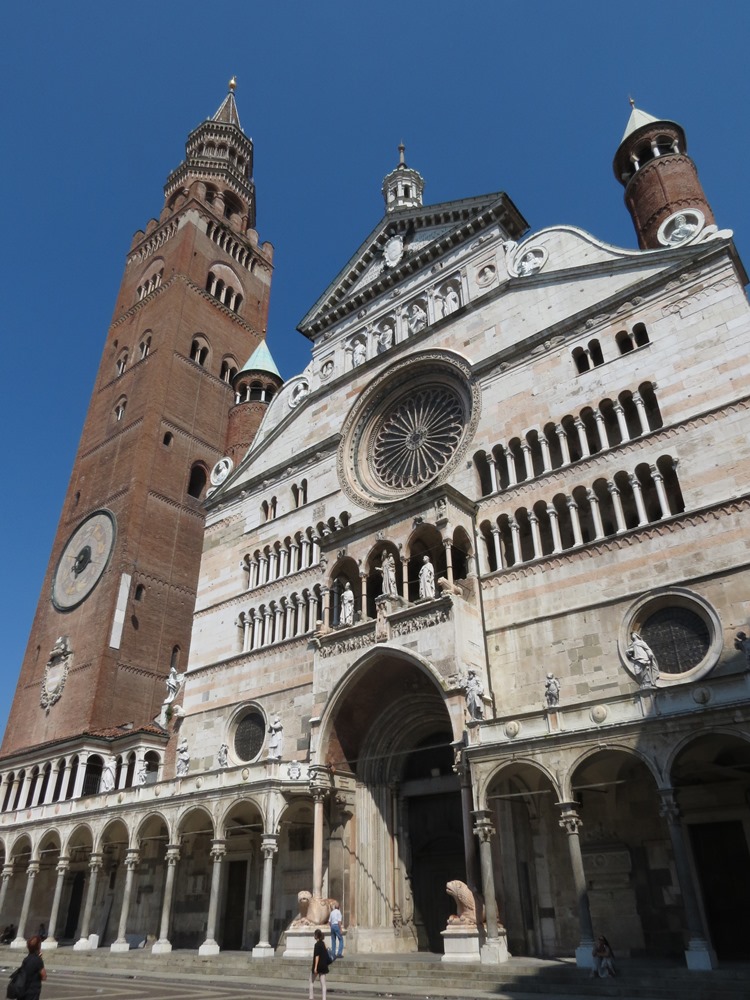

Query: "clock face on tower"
<box><xmin>52</xmin><ymin>509</ymin><xmax>116</xmax><ymax>612</ymax></box>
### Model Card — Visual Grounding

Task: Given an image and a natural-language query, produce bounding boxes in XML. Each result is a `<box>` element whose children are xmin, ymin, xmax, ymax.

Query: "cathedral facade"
<box><xmin>1</xmin><ymin>91</ymin><xmax>749</xmax><ymax>970</ymax></box>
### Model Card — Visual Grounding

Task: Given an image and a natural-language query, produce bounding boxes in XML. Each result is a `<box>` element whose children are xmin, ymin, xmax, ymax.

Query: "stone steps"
<box><xmin>21</xmin><ymin>948</ymin><xmax>750</xmax><ymax>1000</ymax></box>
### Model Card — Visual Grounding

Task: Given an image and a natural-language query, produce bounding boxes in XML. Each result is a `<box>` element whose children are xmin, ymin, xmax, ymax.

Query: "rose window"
<box><xmin>371</xmin><ymin>386</ymin><xmax>464</xmax><ymax>490</ymax></box>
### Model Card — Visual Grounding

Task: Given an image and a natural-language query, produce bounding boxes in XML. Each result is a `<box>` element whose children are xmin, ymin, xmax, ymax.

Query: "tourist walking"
<box><xmin>328</xmin><ymin>901</ymin><xmax>344</xmax><ymax>960</ymax></box>
<box><xmin>309</xmin><ymin>928</ymin><xmax>330</xmax><ymax>1000</ymax></box>
<box><xmin>19</xmin><ymin>935</ymin><xmax>47</xmax><ymax>1000</ymax></box>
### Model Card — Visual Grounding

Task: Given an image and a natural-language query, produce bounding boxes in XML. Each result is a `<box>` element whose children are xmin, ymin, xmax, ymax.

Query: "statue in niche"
<box><xmin>544</xmin><ymin>672</ymin><xmax>561</xmax><ymax>707</ymax></box>
<box><xmin>377</xmin><ymin>551</ymin><xmax>397</xmax><ymax>597</ymax></box>
<box><xmin>352</xmin><ymin>340</ymin><xmax>367</xmax><ymax>367</ymax></box>
<box><xmin>340</xmin><ymin>582</ymin><xmax>354</xmax><ymax>626</ymax></box>
<box><xmin>137</xmin><ymin>762</ymin><xmax>148</xmax><ymax>785</ymax></box>
<box><xmin>734</xmin><ymin>631</ymin><xmax>750</xmax><ymax>666</ymax></box>
<box><xmin>465</xmin><ymin>669</ymin><xmax>484</xmax><ymax>721</ymax></box>
<box><xmin>176</xmin><ymin>738</ymin><xmax>190</xmax><ymax>777</ymax></box>
<box><xmin>418</xmin><ymin>556</ymin><xmax>435</xmax><ymax>600</ymax></box>
<box><xmin>443</xmin><ymin>285</ymin><xmax>460</xmax><ymax>314</ymax></box>
<box><xmin>407</xmin><ymin>302</ymin><xmax>427</xmax><ymax>335</ymax></box>
<box><xmin>667</xmin><ymin>213</ymin><xmax>697</xmax><ymax>245</ymax></box>
<box><xmin>267</xmin><ymin>714</ymin><xmax>283</xmax><ymax>760</ymax></box>
<box><xmin>217</xmin><ymin>743</ymin><xmax>229</xmax><ymax>768</ymax></box>
<box><xmin>100</xmin><ymin>755</ymin><xmax>117</xmax><ymax>793</ymax></box>
<box><xmin>377</xmin><ymin>325</ymin><xmax>394</xmax><ymax>354</ymax></box>
<box><xmin>626</xmin><ymin>631</ymin><xmax>659</xmax><ymax>687</ymax></box>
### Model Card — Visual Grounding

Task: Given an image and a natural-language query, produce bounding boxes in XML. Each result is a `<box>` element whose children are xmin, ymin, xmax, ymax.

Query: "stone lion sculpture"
<box><xmin>446</xmin><ymin>880</ymin><xmax>484</xmax><ymax>926</ymax></box>
<box><xmin>290</xmin><ymin>889</ymin><xmax>339</xmax><ymax>928</ymax></box>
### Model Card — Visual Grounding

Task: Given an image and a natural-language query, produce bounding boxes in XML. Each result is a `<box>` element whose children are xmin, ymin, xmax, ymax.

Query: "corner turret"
<box><xmin>382</xmin><ymin>143</ymin><xmax>424</xmax><ymax>213</ymax></box>
<box><xmin>225</xmin><ymin>341</ymin><xmax>283</xmax><ymax>465</ymax></box>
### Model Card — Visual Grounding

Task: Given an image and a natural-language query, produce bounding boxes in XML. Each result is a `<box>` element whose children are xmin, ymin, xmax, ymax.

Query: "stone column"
<box><xmin>269</xmin><ymin>550</ymin><xmax>278</xmax><ymax>581</ymax></box>
<box><xmin>311</xmin><ymin>787</ymin><xmax>327</xmax><ymax>899</ymax></box>
<box><xmin>241</xmin><ymin>613</ymin><xmax>251</xmax><ymax>652</ymax></box>
<box><xmin>628</xmin><ymin>473</ymin><xmax>649</xmax><ymax>525</ymax></box>
<box><xmin>30</xmin><ymin>771</ymin><xmax>46</xmax><ymax>808</ymax></box>
<box><xmin>566</xmin><ymin>497</ymin><xmax>583</xmax><ymax>546</ymax></box>
<box><xmin>262</xmin><ymin>608</ymin><xmax>273</xmax><ymax>645</ymax></box>
<box><xmin>487</xmin><ymin>454</ymin><xmax>499</xmax><ymax>493</ymax></box>
<box><xmin>72</xmin><ymin>755</ymin><xmax>88</xmax><ymax>799</ymax></box>
<box><xmin>11</xmin><ymin>861</ymin><xmax>39</xmax><ymax>947</ymax></box>
<box><xmin>253</xmin><ymin>834</ymin><xmax>279</xmax><ymax>958</ymax></box>
<box><xmin>401</xmin><ymin>556</ymin><xmax>409</xmax><ymax>601</ymax></box>
<box><xmin>651</xmin><ymin>466</ymin><xmax>671</xmax><ymax>517</ymax></box>
<box><xmin>308</xmin><ymin>591</ymin><xmax>319</xmax><ymax>632</ymax></box>
<box><xmin>258</xmin><ymin>556</ymin><xmax>268</xmax><ymax>585</ymax></box>
<box><xmin>443</xmin><ymin>539</ymin><xmax>454</xmax><ymax>585</ymax></box>
<box><xmin>539</xmin><ymin>434</ymin><xmax>552</xmax><ymax>472</ymax></box>
<box><xmin>632</xmin><ymin>391</ymin><xmax>649</xmax><ymax>434</ymax></box>
<box><xmin>273</xmin><ymin>604</ymin><xmax>284</xmax><ymax>642</ymax></box>
<box><xmin>557</xmin><ymin>803</ymin><xmax>594</xmax><ymax>968</ymax></box>
<box><xmin>586</xmin><ymin>490</ymin><xmax>605</xmax><ymax>540</ymax></box>
<box><xmin>111</xmin><ymin>849</ymin><xmax>140</xmax><ymax>952</ymax></box>
<box><xmin>472</xmin><ymin>811</ymin><xmax>508</xmax><ymax>964</ymax></box>
<box><xmin>311</xmin><ymin>534</ymin><xmax>321</xmax><ymax>565</ymax></box>
<box><xmin>74</xmin><ymin>853</ymin><xmax>103</xmax><ymax>950</ymax></box>
<box><xmin>491</xmin><ymin>526</ymin><xmax>504</xmax><ymax>570</ymax></box>
<box><xmin>613</xmin><ymin>401</ymin><xmax>629</xmax><ymax>442</ymax></box>
<box><xmin>556</xmin><ymin>425</ymin><xmax>571</xmax><ymax>465</ymax></box>
<box><xmin>607</xmin><ymin>482</ymin><xmax>627</xmax><ymax>532</ymax></box>
<box><xmin>0</xmin><ymin>865</ymin><xmax>14</xmax><ymax>923</ymax></box>
<box><xmin>508</xmin><ymin>517</ymin><xmax>521</xmax><ymax>565</ymax></box>
<box><xmin>574</xmin><ymin>418</ymin><xmax>590</xmax><ymax>458</ymax></box>
<box><xmin>547</xmin><ymin>504</ymin><xmax>563</xmax><ymax>553</ymax></box>
<box><xmin>284</xmin><ymin>599</ymin><xmax>294</xmax><ymax>639</ymax></box>
<box><xmin>359</xmin><ymin>572</ymin><xmax>368</xmax><ymax>620</ymax></box>
<box><xmin>153</xmin><ymin>844</ymin><xmax>180</xmax><ymax>955</ymax></box>
<box><xmin>520</xmin><ymin>441</ymin><xmax>534</xmax><ymax>480</ymax></box>
<box><xmin>528</xmin><ymin>511</ymin><xmax>542</xmax><ymax>559</ymax></box>
<box><xmin>593</xmin><ymin>410</ymin><xmax>608</xmax><ymax>450</ymax></box>
<box><xmin>43</xmin><ymin>856</ymin><xmax>69</xmax><ymax>950</ymax></box>
<box><xmin>501</xmin><ymin>445</ymin><xmax>517</xmax><ymax>487</ymax></box>
<box><xmin>199</xmin><ymin>840</ymin><xmax>226</xmax><ymax>956</ymax></box>
<box><xmin>658</xmin><ymin>790</ymin><xmax>716</xmax><ymax>970</ymax></box>
<box><xmin>289</xmin><ymin>542</ymin><xmax>300</xmax><ymax>574</ymax></box>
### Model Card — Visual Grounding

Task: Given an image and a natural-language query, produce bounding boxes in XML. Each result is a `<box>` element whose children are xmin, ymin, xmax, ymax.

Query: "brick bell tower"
<box><xmin>2</xmin><ymin>80</ymin><xmax>273</xmax><ymax>757</ymax></box>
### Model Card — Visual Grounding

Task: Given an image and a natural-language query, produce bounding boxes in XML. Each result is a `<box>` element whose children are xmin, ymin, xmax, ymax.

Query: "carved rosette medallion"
<box><xmin>338</xmin><ymin>351</ymin><xmax>480</xmax><ymax>508</ymax></box>
<box><xmin>40</xmin><ymin>636</ymin><xmax>72</xmax><ymax>710</ymax></box>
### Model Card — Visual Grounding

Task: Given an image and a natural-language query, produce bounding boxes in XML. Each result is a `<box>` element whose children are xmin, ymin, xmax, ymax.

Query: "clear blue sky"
<box><xmin>1</xmin><ymin>2</ymin><xmax>748</xmax><ymax>738</ymax></box>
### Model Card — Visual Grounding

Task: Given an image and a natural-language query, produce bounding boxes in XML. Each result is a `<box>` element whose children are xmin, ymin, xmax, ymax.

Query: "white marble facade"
<box><xmin>2</xmin><ymin>145</ymin><xmax>750</xmax><ymax>969</ymax></box>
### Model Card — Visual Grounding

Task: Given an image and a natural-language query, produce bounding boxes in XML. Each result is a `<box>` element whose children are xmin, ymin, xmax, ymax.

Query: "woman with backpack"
<box><xmin>309</xmin><ymin>928</ymin><xmax>330</xmax><ymax>1000</ymax></box>
<box><xmin>10</xmin><ymin>936</ymin><xmax>46</xmax><ymax>1000</ymax></box>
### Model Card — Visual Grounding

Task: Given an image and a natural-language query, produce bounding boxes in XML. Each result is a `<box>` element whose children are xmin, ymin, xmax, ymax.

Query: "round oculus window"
<box><xmin>639</xmin><ymin>607</ymin><xmax>710</xmax><ymax>675</ymax></box>
<box><xmin>234</xmin><ymin>712</ymin><xmax>265</xmax><ymax>762</ymax></box>
<box><xmin>338</xmin><ymin>353</ymin><xmax>479</xmax><ymax>507</ymax></box>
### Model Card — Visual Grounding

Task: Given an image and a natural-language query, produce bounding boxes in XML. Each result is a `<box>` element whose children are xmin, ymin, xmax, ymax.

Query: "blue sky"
<box><xmin>1</xmin><ymin>1</ymin><xmax>748</xmax><ymax>737</ymax></box>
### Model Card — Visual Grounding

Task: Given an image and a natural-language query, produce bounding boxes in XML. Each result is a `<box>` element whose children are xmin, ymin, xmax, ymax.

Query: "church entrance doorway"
<box><xmin>689</xmin><ymin>820</ymin><xmax>750</xmax><ymax>959</ymax></box>
<box><xmin>64</xmin><ymin>872</ymin><xmax>84</xmax><ymax>940</ymax></box>
<box><xmin>222</xmin><ymin>859</ymin><xmax>248</xmax><ymax>950</ymax></box>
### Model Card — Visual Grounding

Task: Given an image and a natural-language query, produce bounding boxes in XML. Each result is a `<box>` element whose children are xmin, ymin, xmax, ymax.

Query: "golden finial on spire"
<box><xmin>229</xmin><ymin>76</ymin><xmax>237</xmax><ymax>93</ymax></box>
<box><xmin>629</xmin><ymin>95</ymin><xmax>636</xmax><ymax>108</ymax></box>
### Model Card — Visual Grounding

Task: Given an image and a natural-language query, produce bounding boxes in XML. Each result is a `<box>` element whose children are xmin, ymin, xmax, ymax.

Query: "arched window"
<box><xmin>170</xmin><ymin>645</ymin><xmax>180</xmax><ymax>670</ymax></box>
<box><xmin>190</xmin><ymin>336</ymin><xmax>210</xmax><ymax>367</ymax></box>
<box><xmin>139</xmin><ymin>335</ymin><xmax>152</xmax><ymax>359</ymax></box>
<box><xmin>116</xmin><ymin>350</ymin><xmax>128</xmax><ymax>376</ymax></box>
<box><xmin>114</xmin><ymin>397</ymin><xmax>127</xmax><ymax>422</ymax></box>
<box><xmin>135</xmin><ymin>584</ymin><xmax>146</xmax><ymax>601</ymax></box>
<box><xmin>220</xmin><ymin>357</ymin><xmax>239</xmax><ymax>382</ymax></box>
<box><xmin>142</xmin><ymin>751</ymin><xmax>160</xmax><ymax>785</ymax></box>
<box><xmin>187</xmin><ymin>463</ymin><xmax>207</xmax><ymax>499</ymax></box>
<box><xmin>163</xmin><ymin>432</ymin><xmax>173</xmax><ymax>447</ymax></box>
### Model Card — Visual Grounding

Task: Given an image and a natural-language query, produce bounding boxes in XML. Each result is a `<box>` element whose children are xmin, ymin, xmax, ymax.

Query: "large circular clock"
<box><xmin>52</xmin><ymin>509</ymin><xmax>116</xmax><ymax>611</ymax></box>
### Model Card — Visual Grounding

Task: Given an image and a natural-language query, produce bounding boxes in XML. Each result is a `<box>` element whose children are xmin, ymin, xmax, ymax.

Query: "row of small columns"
<box><xmin>2</xmin><ymin>749</ymin><xmax>155</xmax><ymax>813</ymax></box>
<box><xmin>0</xmin><ymin>836</ymin><xmax>280</xmax><ymax>959</ymax></box>
<box><xmin>481</xmin><ymin>465</ymin><xmax>673</xmax><ymax>572</ymax></box>
<box><xmin>206</xmin><ymin>224</ymin><xmax>254</xmax><ymax>269</ymax></box>
<box><xmin>483</xmin><ymin>393</ymin><xmax>651</xmax><ymax>493</ymax></box>
<box><xmin>243</xmin><ymin>536</ymin><xmax>320</xmax><ymax>589</ymax></box>
<box><xmin>630</xmin><ymin>138</ymin><xmax>680</xmax><ymax>171</ymax></box>
<box><xmin>206</xmin><ymin>274</ymin><xmax>242</xmax><ymax>312</ymax></box>
<box><xmin>239</xmin><ymin>594</ymin><xmax>319</xmax><ymax>651</ymax></box>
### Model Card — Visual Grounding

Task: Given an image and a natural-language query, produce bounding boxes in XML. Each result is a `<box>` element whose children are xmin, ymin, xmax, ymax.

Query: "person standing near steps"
<box><xmin>309</xmin><ymin>929</ymin><xmax>330</xmax><ymax>1000</ymax></box>
<box><xmin>328</xmin><ymin>901</ymin><xmax>344</xmax><ymax>960</ymax></box>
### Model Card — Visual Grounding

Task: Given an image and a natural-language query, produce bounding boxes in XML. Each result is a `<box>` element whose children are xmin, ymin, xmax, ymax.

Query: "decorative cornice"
<box><xmin>79</xmin><ymin>419</ymin><xmax>144</xmax><ymax>461</ymax></box>
<box><xmin>147</xmin><ymin>490</ymin><xmax>207</xmax><ymax>520</ymax></box>
<box><xmin>194</xmin><ymin>564</ymin><xmax>324</xmax><ymax>619</ymax></box>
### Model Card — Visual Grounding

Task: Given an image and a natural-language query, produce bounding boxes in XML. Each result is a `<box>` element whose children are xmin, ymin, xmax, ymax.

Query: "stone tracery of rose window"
<box><xmin>371</xmin><ymin>386</ymin><xmax>464</xmax><ymax>490</ymax></box>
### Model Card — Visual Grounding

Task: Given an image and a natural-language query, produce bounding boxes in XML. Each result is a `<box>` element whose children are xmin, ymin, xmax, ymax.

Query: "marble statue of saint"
<box><xmin>217</xmin><ymin>743</ymin><xmax>229</xmax><ymax>768</ymax></box>
<box><xmin>407</xmin><ymin>302</ymin><xmax>427</xmax><ymax>335</ymax></box>
<box><xmin>465</xmin><ymin>670</ymin><xmax>484</xmax><ymax>721</ymax></box>
<box><xmin>340</xmin><ymin>582</ymin><xmax>354</xmax><ymax>626</ymax></box>
<box><xmin>165</xmin><ymin>665</ymin><xmax>181</xmax><ymax>704</ymax></box>
<box><xmin>377</xmin><ymin>326</ymin><xmax>394</xmax><ymax>354</ymax></box>
<box><xmin>176</xmin><ymin>738</ymin><xmax>190</xmax><ymax>777</ymax></box>
<box><xmin>668</xmin><ymin>213</ymin><xmax>697</xmax><ymax>244</ymax></box>
<box><xmin>626</xmin><ymin>632</ymin><xmax>658</xmax><ymax>686</ymax></box>
<box><xmin>267</xmin><ymin>714</ymin><xmax>283</xmax><ymax>760</ymax></box>
<box><xmin>544</xmin><ymin>672</ymin><xmax>560</xmax><ymax>707</ymax></box>
<box><xmin>517</xmin><ymin>250</ymin><xmax>543</xmax><ymax>276</ymax></box>
<box><xmin>352</xmin><ymin>340</ymin><xmax>367</xmax><ymax>367</ymax></box>
<box><xmin>137</xmin><ymin>762</ymin><xmax>148</xmax><ymax>785</ymax></box>
<box><xmin>377</xmin><ymin>552</ymin><xmax>397</xmax><ymax>597</ymax></box>
<box><xmin>418</xmin><ymin>556</ymin><xmax>435</xmax><ymax>600</ymax></box>
<box><xmin>100</xmin><ymin>755</ymin><xmax>117</xmax><ymax>793</ymax></box>
<box><xmin>443</xmin><ymin>286</ymin><xmax>460</xmax><ymax>315</ymax></box>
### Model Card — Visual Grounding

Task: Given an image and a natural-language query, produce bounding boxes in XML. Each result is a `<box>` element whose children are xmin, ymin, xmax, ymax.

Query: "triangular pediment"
<box><xmin>298</xmin><ymin>191</ymin><xmax>527</xmax><ymax>338</ymax></box>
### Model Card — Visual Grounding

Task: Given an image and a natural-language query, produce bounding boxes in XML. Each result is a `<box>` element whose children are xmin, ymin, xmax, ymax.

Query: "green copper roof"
<box><xmin>239</xmin><ymin>340</ymin><xmax>281</xmax><ymax>378</ymax></box>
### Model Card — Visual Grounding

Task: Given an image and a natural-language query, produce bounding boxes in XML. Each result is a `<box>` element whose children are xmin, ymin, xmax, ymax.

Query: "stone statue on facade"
<box><xmin>445</xmin><ymin>880</ymin><xmax>484</xmax><ymax>926</ymax></box>
<box><xmin>164</xmin><ymin>665</ymin><xmax>182</xmax><ymax>704</ymax></box>
<box><xmin>340</xmin><ymin>582</ymin><xmax>354</xmax><ymax>626</ymax></box>
<box><xmin>137</xmin><ymin>762</ymin><xmax>148</xmax><ymax>785</ymax></box>
<box><xmin>544</xmin><ymin>672</ymin><xmax>560</xmax><ymax>707</ymax></box>
<box><xmin>418</xmin><ymin>555</ymin><xmax>435</xmax><ymax>600</ymax></box>
<box><xmin>217</xmin><ymin>743</ymin><xmax>229</xmax><ymax>768</ymax></box>
<box><xmin>100</xmin><ymin>754</ymin><xmax>117</xmax><ymax>793</ymax></box>
<box><xmin>734</xmin><ymin>631</ymin><xmax>750</xmax><ymax>666</ymax></box>
<box><xmin>289</xmin><ymin>890</ymin><xmax>338</xmax><ymax>928</ymax></box>
<box><xmin>377</xmin><ymin>325</ymin><xmax>394</xmax><ymax>353</ymax></box>
<box><xmin>377</xmin><ymin>551</ymin><xmax>397</xmax><ymax>597</ymax></box>
<box><xmin>352</xmin><ymin>340</ymin><xmax>367</xmax><ymax>367</ymax></box>
<box><xmin>407</xmin><ymin>302</ymin><xmax>427</xmax><ymax>335</ymax></box>
<box><xmin>626</xmin><ymin>631</ymin><xmax>658</xmax><ymax>687</ymax></box>
<box><xmin>267</xmin><ymin>714</ymin><xmax>283</xmax><ymax>760</ymax></box>
<box><xmin>667</xmin><ymin>213</ymin><xmax>697</xmax><ymax>244</ymax></box>
<box><xmin>517</xmin><ymin>249</ymin><xmax>544</xmax><ymax>276</ymax></box>
<box><xmin>442</xmin><ymin>286</ymin><xmax>460</xmax><ymax>315</ymax></box>
<box><xmin>465</xmin><ymin>670</ymin><xmax>484</xmax><ymax>721</ymax></box>
<box><xmin>176</xmin><ymin>738</ymin><xmax>190</xmax><ymax>777</ymax></box>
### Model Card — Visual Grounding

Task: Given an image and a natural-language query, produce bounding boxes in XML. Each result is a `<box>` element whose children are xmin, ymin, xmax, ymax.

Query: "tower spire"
<box><xmin>382</xmin><ymin>142</ymin><xmax>424</xmax><ymax>213</ymax></box>
<box><xmin>213</xmin><ymin>76</ymin><xmax>242</xmax><ymax>129</ymax></box>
